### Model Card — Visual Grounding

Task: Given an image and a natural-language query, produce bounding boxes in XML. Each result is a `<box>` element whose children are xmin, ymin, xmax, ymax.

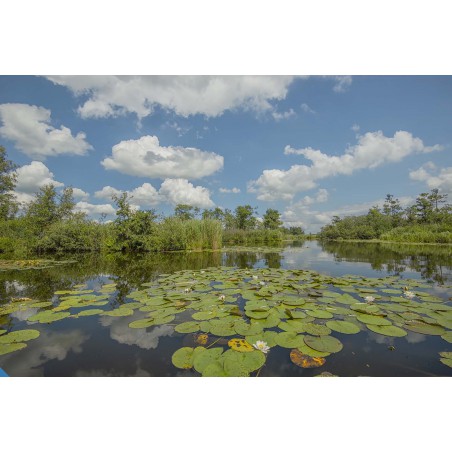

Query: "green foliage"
<box><xmin>174</xmin><ymin>204</ymin><xmax>200</xmax><ymax>221</ymax></box>
<box><xmin>262</xmin><ymin>208</ymin><xmax>283</xmax><ymax>230</ymax></box>
<box><xmin>234</xmin><ymin>205</ymin><xmax>258</xmax><ymax>230</ymax></box>
<box><xmin>0</xmin><ymin>146</ymin><xmax>18</xmax><ymax>220</ymax></box>
<box><xmin>319</xmin><ymin>189</ymin><xmax>452</xmax><ymax>243</ymax></box>
<box><xmin>222</xmin><ymin>228</ymin><xmax>284</xmax><ymax>245</ymax></box>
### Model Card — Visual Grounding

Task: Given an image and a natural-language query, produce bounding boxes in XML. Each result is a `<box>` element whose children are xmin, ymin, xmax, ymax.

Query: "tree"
<box><xmin>428</xmin><ymin>188</ymin><xmax>447</xmax><ymax>212</ymax></box>
<box><xmin>288</xmin><ymin>226</ymin><xmax>305</xmax><ymax>236</ymax></box>
<box><xmin>234</xmin><ymin>205</ymin><xmax>257</xmax><ymax>230</ymax></box>
<box><xmin>202</xmin><ymin>207</ymin><xmax>224</xmax><ymax>222</ymax></box>
<box><xmin>415</xmin><ymin>192</ymin><xmax>434</xmax><ymax>223</ymax></box>
<box><xmin>174</xmin><ymin>204</ymin><xmax>199</xmax><ymax>221</ymax></box>
<box><xmin>25</xmin><ymin>184</ymin><xmax>60</xmax><ymax>232</ymax></box>
<box><xmin>223</xmin><ymin>208</ymin><xmax>236</xmax><ymax>229</ymax></box>
<box><xmin>383</xmin><ymin>194</ymin><xmax>403</xmax><ymax>227</ymax></box>
<box><xmin>262</xmin><ymin>208</ymin><xmax>283</xmax><ymax>229</ymax></box>
<box><xmin>0</xmin><ymin>146</ymin><xmax>18</xmax><ymax>220</ymax></box>
<box><xmin>58</xmin><ymin>187</ymin><xmax>76</xmax><ymax>220</ymax></box>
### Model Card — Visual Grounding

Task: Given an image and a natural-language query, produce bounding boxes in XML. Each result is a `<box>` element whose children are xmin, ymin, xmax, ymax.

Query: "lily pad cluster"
<box><xmin>0</xmin><ymin>259</ymin><xmax>76</xmax><ymax>272</ymax></box>
<box><xmin>0</xmin><ymin>329</ymin><xmax>40</xmax><ymax>355</ymax></box>
<box><xmin>1</xmin><ymin>265</ymin><xmax>452</xmax><ymax>375</ymax></box>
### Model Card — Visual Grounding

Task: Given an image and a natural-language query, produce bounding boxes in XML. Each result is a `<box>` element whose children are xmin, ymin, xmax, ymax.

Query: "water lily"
<box><xmin>184</xmin><ymin>287</ymin><xmax>192</xmax><ymax>293</ymax></box>
<box><xmin>218</xmin><ymin>294</ymin><xmax>226</xmax><ymax>301</ymax></box>
<box><xmin>403</xmin><ymin>291</ymin><xmax>415</xmax><ymax>299</ymax></box>
<box><xmin>253</xmin><ymin>340</ymin><xmax>270</xmax><ymax>354</ymax></box>
<box><xmin>252</xmin><ymin>275</ymin><xmax>259</xmax><ymax>280</ymax></box>
<box><xmin>259</xmin><ymin>281</ymin><xmax>266</xmax><ymax>286</ymax></box>
<box><xmin>364</xmin><ymin>295</ymin><xmax>375</xmax><ymax>303</ymax></box>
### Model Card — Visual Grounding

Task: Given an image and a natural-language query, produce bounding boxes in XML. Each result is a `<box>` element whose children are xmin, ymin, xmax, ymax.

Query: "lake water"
<box><xmin>1</xmin><ymin>240</ymin><xmax>452</xmax><ymax>377</ymax></box>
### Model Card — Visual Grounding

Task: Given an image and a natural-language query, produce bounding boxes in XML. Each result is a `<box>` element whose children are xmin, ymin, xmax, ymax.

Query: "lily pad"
<box><xmin>297</xmin><ymin>342</ymin><xmax>331</xmax><ymax>358</ymax></box>
<box><xmin>0</xmin><ymin>329</ymin><xmax>6</xmax><ymax>335</ymax></box>
<box><xmin>326</xmin><ymin>320</ymin><xmax>360</xmax><ymax>335</ymax></box>
<box><xmin>0</xmin><ymin>329</ymin><xmax>40</xmax><ymax>344</ymax></box>
<box><xmin>128</xmin><ymin>318</ymin><xmax>155</xmax><ymax>329</ymax></box>
<box><xmin>246</xmin><ymin>331</ymin><xmax>278</xmax><ymax>348</ymax></box>
<box><xmin>194</xmin><ymin>333</ymin><xmax>209</xmax><ymax>345</ymax></box>
<box><xmin>28</xmin><ymin>311</ymin><xmax>71</xmax><ymax>323</ymax></box>
<box><xmin>102</xmin><ymin>308</ymin><xmax>135</xmax><ymax>317</ymax></box>
<box><xmin>175</xmin><ymin>321</ymin><xmax>200</xmax><ymax>334</ymax></box>
<box><xmin>75</xmin><ymin>309</ymin><xmax>104</xmax><ymax>317</ymax></box>
<box><xmin>404</xmin><ymin>321</ymin><xmax>445</xmax><ymax>336</ymax></box>
<box><xmin>0</xmin><ymin>342</ymin><xmax>27</xmax><ymax>355</ymax></box>
<box><xmin>440</xmin><ymin>357</ymin><xmax>452</xmax><ymax>368</ymax></box>
<box><xmin>172</xmin><ymin>346</ymin><xmax>201</xmax><ymax>369</ymax></box>
<box><xmin>304</xmin><ymin>335</ymin><xmax>343</xmax><ymax>353</ymax></box>
<box><xmin>228</xmin><ymin>338</ymin><xmax>254</xmax><ymax>352</ymax></box>
<box><xmin>366</xmin><ymin>324</ymin><xmax>407</xmax><ymax>337</ymax></box>
<box><xmin>290</xmin><ymin>349</ymin><xmax>326</xmax><ymax>368</ymax></box>
<box><xmin>278</xmin><ymin>320</ymin><xmax>306</xmax><ymax>333</ymax></box>
<box><xmin>202</xmin><ymin>361</ymin><xmax>227</xmax><ymax>377</ymax></box>
<box><xmin>303</xmin><ymin>323</ymin><xmax>332</xmax><ymax>336</ymax></box>
<box><xmin>305</xmin><ymin>309</ymin><xmax>333</xmax><ymax>319</ymax></box>
<box><xmin>355</xmin><ymin>313</ymin><xmax>391</xmax><ymax>326</ymax></box>
<box><xmin>234</xmin><ymin>322</ymin><xmax>263</xmax><ymax>336</ymax></box>
<box><xmin>223</xmin><ymin>349</ymin><xmax>266</xmax><ymax>375</ymax></box>
<box><xmin>192</xmin><ymin>311</ymin><xmax>218</xmax><ymax>321</ymax></box>
<box><xmin>441</xmin><ymin>332</ymin><xmax>452</xmax><ymax>344</ymax></box>
<box><xmin>275</xmin><ymin>332</ymin><xmax>305</xmax><ymax>348</ymax></box>
<box><xmin>193</xmin><ymin>347</ymin><xmax>224</xmax><ymax>373</ymax></box>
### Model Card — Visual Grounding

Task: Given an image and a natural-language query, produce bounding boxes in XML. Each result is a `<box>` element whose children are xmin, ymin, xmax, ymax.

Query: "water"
<box><xmin>1</xmin><ymin>240</ymin><xmax>451</xmax><ymax>377</ymax></box>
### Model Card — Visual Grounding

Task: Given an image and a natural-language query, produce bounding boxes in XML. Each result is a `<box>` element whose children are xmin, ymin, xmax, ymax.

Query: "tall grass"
<box><xmin>222</xmin><ymin>228</ymin><xmax>284</xmax><ymax>245</ymax></box>
<box><xmin>380</xmin><ymin>224</ymin><xmax>452</xmax><ymax>244</ymax></box>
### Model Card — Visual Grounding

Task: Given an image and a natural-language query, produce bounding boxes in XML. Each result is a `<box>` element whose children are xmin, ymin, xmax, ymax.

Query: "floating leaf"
<box><xmin>304</xmin><ymin>335</ymin><xmax>343</xmax><ymax>353</ymax></box>
<box><xmin>0</xmin><ymin>329</ymin><xmax>40</xmax><ymax>344</ymax></box>
<box><xmin>128</xmin><ymin>318</ymin><xmax>155</xmax><ymax>329</ymax></box>
<box><xmin>172</xmin><ymin>347</ymin><xmax>199</xmax><ymax>369</ymax></box>
<box><xmin>297</xmin><ymin>342</ymin><xmax>330</xmax><ymax>358</ymax></box>
<box><xmin>326</xmin><ymin>320</ymin><xmax>360</xmax><ymax>335</ymax></box>
<box><xmin>192</xmin><ymin>311</ymin><xmax>218</xmax><ymax>321</ymax></box>
<box><xmin>441</xmin><ymin>332</ymin><xmax>452</xmax><ymax>344</ymax></box>
<box><xmin>75</xmin><ymin>309</ymin><xmax>104</xmax><ymax>317</ymax></box>
<box><xmin>303</xmin><ymin>323</ymin><xmax>331</xmax><ymax>336</ymax></box>
<box><xmin>275</xmin><ymin>332</ymin><xmax>305</xmax><ymax>348</ymax></box>
<box><xmin>29</xmin><ymin>301</ymin><xmax>54</xmax><ymax>308</ymax></box>
<box><xmin>0</xmin><ymin>342</ymin><xmax>27</xmax><ymax>355</ymax></box>
<box><xmin>202</xmin><ymin>361</ymin><xmax>227</xmax><ymax>377</ymax></box>
<box><xmin>355</xmin><ymin>313</ymin><xmax>391</xmax><ymax>326</ymax></box>
<box><xmin>102</xmin><ymin>308</ymin><xmax>135</xmax><ymax>317</ymax></box>
<box><xmin>366</xmin><ymin>324</ymin><xmax>407</xmax><ymax>337</ymax></box>
<box><xmin>193</xmin><ymin>347</ymin><xmax>224</xmax><ymax>373</ymax></box>
<box><xmin>0</xmin><ymin>329</ymin><xmax>5</xmax><ymax>335</ymax></box>
<box><xmin>194</xmin><ymin>333</ymin><xmax>209</xmax><ymax>345</ymax></box>
<box><xmin>315</xmin><ymin>371</ymin><xmax>338</xmax><ymax>377</ymax></box>
<box><xmin>175</xmin><ymin>321</ymin><xmax>200</xmax><ymax>333</ymax></box>
<box><xmin>228</xmin><ymin>338</ymin><xmax>254</xmax><ymax>352</ymax></box>
<box><xmin>278</xmin><ymin>320</ymin><xmax>306</xmax><ymax>333</ymax></box>
<box><xmin>28</xmin><ymin>311</ymin><xmax>70</xmax><ymax>323</ymax></box>
<box><xmin>223</xmin><ymin>349</ymin><xmax>266</xmax><ymax>375</ymax></box>
<box><xmin>246</xmin><ymin>331</ymin><xmax>278</xmax><ymax>348</ymax></box>
<box><xmin>404</xmin><ymin>321</ymin><xmax>445</xmax><ymax>336</ymax></box>
<box><xmin>305</xmin><ymin>309</ymin><xmax>333</xmax><ymax>319</ymax></box>
<box><xmin>290</xmin><ymin>349</ymin><xmax>326</xmax><ymax>368</ymax></box>
<box><xmin>234</xmin><ymin>322</ymin><xmax>263</xmax><ymax>336</ymax></box>
<box><xmin>440</xmin><ymin>357</ymin><xmax>452</xmax><ymax>368</ymax></box>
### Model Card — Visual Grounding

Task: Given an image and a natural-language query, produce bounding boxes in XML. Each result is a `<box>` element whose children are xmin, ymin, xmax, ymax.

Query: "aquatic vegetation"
<box><xmin>1</xmin><ymin>265</ymin><xmax>452</xmax><ymax>375</ymax></box>
<box><xmin>0</xmin><ymin>259</ymin><xmax>76</xmax><ymax>271</ymax></box>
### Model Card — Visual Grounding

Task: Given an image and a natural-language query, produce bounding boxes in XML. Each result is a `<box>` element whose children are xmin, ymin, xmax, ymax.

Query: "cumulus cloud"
<box><xmin>101</xmin><ymin>135</ymin><xmax>224</xmax><ymax>179</ymax></box>
<box><xmin>219</xmin><ymin>187</ymin><xmax>241</xmax><ymax>194</ymax></box>
<box><xmin>13</xmin><ymin>161</ymin><xmax>64</xmax><ymax>204</ymax></box>
<box><xmin>272</xmin><ymin>108</ymin><xmax>296</xmax><ymax>121</ymax></box>
<box><xmin>74</xmin><ymin>201</ymin><xmax>116</xmax><ymax>217</ymax></box>
<box><xmin>332</xmin><ymin>75</ymin><xmax>353</xmax><ymax>92</ymax></box>
<box><xmin>72</xmin><ymin>187</ymin><xmax>89</xmax><ymax>200</ymax></box>
<box><xmin>249</xmin><ymin>130</ymin><xmax>443</xmax><ymax>201</ymax></box>
<box><xmin>409</xmin><ymin>162</ymin><xmax>452</xmax><ymax>193</ymax></box>
<box><xmin>0</xmin><ymin>103</ymin><xmax>92</xmax><ymax>159</ymax></box>
<box><xmin>283</xmin><ymin>196</ymin><xmax>414</xmax><ymax>233</ymax></box>
<box><xmin>159</xmin><ymin>178</ymin><xmax>215</xmax><ymax>208</ymax></box>
<box><xmin>45</xmin><ymin>75</ymin><xmax>298</xmax><ymax>119</ymax></box>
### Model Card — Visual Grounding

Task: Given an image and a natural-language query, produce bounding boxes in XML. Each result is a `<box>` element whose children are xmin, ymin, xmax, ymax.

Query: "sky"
<box><xmin>0</xmin><ymin>75</ymin><xmax>451</xmax><ymax>232</ymax></box>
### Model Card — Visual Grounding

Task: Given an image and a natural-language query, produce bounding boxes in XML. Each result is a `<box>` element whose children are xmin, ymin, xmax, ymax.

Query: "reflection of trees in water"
<box><xmin>320</xmin><ymin>240</ymin><xmax>452</xmax><ymax>284</ymax></box>
<box><xmin>222</xmin><ymin>251</ymin><xmax>282</xmax><ymax>269</ymax></box>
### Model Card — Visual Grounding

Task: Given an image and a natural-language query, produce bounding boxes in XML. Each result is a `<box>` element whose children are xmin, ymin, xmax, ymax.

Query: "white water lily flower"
<box><xmin>218</xmin><ymin>294</ymin><xmax>226</xmax><ymax>301</ymax></box>
<box><xmin>259</xmin><ymin>281</ymin><xmax>266</xmax><ymax>286</ymax></box>
<box><xmin>252</xmin><ymin>275</ymin><xmax>259</xmax><ymax>280</ymax></box>
<box><xmin>364</xmin><ymin>296</ymin><xmax>375</xmax><ymax>303</ymax></box>
<box><xmin>253</xmin><ymin>340</ymin><xmax>270</xmax><ymax>354</ymax></box>
<box><xmin>184</xmin><ymin>287</ymin><xmax>192</xmax><ymax>293</ymax></box>
<box><xmin>403</xmin><ymin>291</ymin><xmax>415</xmax><ymax>299</ymax></box>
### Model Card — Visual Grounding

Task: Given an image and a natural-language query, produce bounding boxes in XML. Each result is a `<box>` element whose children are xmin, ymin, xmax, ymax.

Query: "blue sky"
<box><xmin>0</xmin><ymin>75</ymin><xmax>451</xmax><ymax>232</ymax></box>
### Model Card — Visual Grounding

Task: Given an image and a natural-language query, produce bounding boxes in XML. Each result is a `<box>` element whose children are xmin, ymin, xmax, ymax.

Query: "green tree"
<box><xmin>174</xmin><ymin>204</ymin><xmax>199</xmax><ymax>221</ymax></box>
<box><xmin>383</xmin><ymin>194</ymin><xmax>403</xmax><ymax>227</ymax></box>
<box><xmin>223</xmin><ymin>208</ymin><xmax>236</xmax><ymax>229</ymax></box>
<box><xmin>428</xmin><ymin>188</ymin><xmax>447</xmax><ymax>212</ymax></box>
<box><xmin>25</xmin><ymin>184</ymin><xmax>60</xmax><ymax>232</ymax></box>
<box><xmin>0</xmin><ymin>146</ymin><xmax>18</xmax><ymax>220</ymax></box>
<box><xmin>234</xmin><ymin>205</ymin><xmax>257</xmax><ymax>230</ymax></box>
<box><xmin>202</xmin><ymin>207</ymin><xmax>224</xmax><ymax>222</ymax></box>
<box><xmin>415</xmin><ymin>192</ymin><xmax>434</xmax><ymax>223</ymax></box>
<box><xmin>288</xmin><ymin>226</ymin><xmax>305</xmax><ymax>236</ymax></box>
<box><xmin>262</xmin><ymin>208</ymin><xmax>283</xmax><ymax>229</ymax></box>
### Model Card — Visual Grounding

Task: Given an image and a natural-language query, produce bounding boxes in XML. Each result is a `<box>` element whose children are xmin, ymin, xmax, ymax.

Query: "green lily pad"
<box><xmin>404</xmin><ymin>322</ymin><xmax>445</xmax><ymax>336</ymax></box>
<box><xmin>175</xmin><ymin>321</ymin><xmax>200</xmax><ymax>333</ymax></box>
<box><xmin>439</xmin><ymin>351</ymin><xmax>452</xmax><ymax>359</ymax></box>
<box><xmin>297</xmin><ymin>342</ymin><xmax>331</xmax><ymax>358</ymax></box>
<box><xmin>202</xmin><ymin>361</ymin><xmax>227</xmax><ymax>377</ymax></box>
<box><xmin>366</xmin><ymin>324</ymin><xmax>407</xmax><ymax>337</ymax></box>
<box><xmin>193</xmin><ymin>347</ymin><xmax>224</xmax><ymax>373</ymax></box>
<box><xmin>278</xmin><ymin>320</ymin><xmax>306</xmax><ymax>333</ymax></box>
<box><xmin>0</xmin><ymin>342</ymin><xmax>27</xmax><ymax>355</ymax></box>
<box><xmin>326</xmin><ymin>320</ymin><xmax>360</xmax><ymax>334</ymax></box>
<box><xmin>172</xmin><ymin>346</ymin><xmax>202</xmax><ymax>369</ymax></box>
<box><xmin>0</xmin><ymin>329</ymin><xmax>40</xmax><ymax>344</ymax></box>
<box><xmin>305</xmin><ymin>309</ymin><xmax>334</xmax><ymax>319</ymax></box>
<box><xmin>152</xmin><ymin>314</ymin><xmax>175</xmax><ymax>325</ymax></box>
<box><xmin>102</xmin><ymin>308</ymin><xmax>135</xmax><ymax>317</ymax></box>
<box><xmin>234</xmin><ymin>322</ymin><xmax>263</xmax><ymax>336</ymax></box>
<box><xmin>75</xmin><ymin>309</ymin><xmax>104</xmax><ymax>317</ymax></box>
<box><xmin>128</xmin><ymin>318</ymin><xmax>155</xmax><ymax>329</ymax></box>
<box><xmin>246</xmin><ymin>331</ymin><xmax>278</xmax><ymax>348</ymax></box>
<box><xmin>209</xmin><ymin>323</ymin><xmax>237</xmax><ymax>337</ymax></box>
<box><xmin>192</xmin><ymin>311</ymin><xmax>218</xmax><ymax>321</ymax></box>
<box><xmin>275</xmin><ymin>332</ymin><xmax>305</xmax><ymax>348</ymax></box>
<box><xmin>223</xmin><ymin>349</ymin><xmax>266</xmax><ymax>376</ymax></box>
<box><xmin>304</xmin><ymin>335</ymin><xmax>343</xmax><ymax>353</ymax></box>
<box><xmin>28</xmin><ymin>311</ymin><xmax>71</xmax><ymax>323</ymax></box>
<box><xmin>440</xmin><ymin>357</ymin><xmax>452</xmax><ymax>368</ymax></box>
<box><xmin>355</xmin><ymin>313</ymin><xmax>391</xmax><ymax>326</ymax></box>
<box><xmin>29</xmin><ymin>301</ymin><xmax>54</xmax><ymax>308</ymax></box>
<box><xmin>303</xmin><ymin>323</ymin><xmax>331</xmax><ymax>336</ymax></box>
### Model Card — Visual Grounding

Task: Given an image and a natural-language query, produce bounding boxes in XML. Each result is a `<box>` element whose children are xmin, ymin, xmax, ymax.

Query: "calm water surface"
<box><xmin>1</xmin><ymin>240</ymin><xmax>451</xmax><ymax>377</ymax></box>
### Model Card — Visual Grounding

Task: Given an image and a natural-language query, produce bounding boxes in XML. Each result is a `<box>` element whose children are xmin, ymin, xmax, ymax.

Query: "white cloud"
<box><xmin>46</xmin><ymin>75</ymin><xmax>298</xmax><ymax>119</ymax></box>
<box><xmin>95</xmin><ymin>183</ymin><xmax>160</xmax><ymax>207</ymax></box>
<box><xmin>219</xmin><ymin>187</ymin><xmax>241</xmax><ymax>194</ymax></box>
<box><xmin>159</xmin><ymin>178</ymin><xmax>214</xmax><ymax>208</ymax></box>
<box><xmin>101</xmin><ymin>135</ymin><xmax>224</xmax><ymax>179</ymax></box>
<box><xmin>94</xmin><ymin>185</ymin><xmax>122</xmax><ymax>200</ymax></box>
<box><xmin>13</xmin><ymin>161</ymin><xmax>64</xmax><ymax>204</ymax></box>
<box><xmin>409</xmin><ymin>162</ymin><xmax>452</xmax><ymax>193</ymax></box>
<box><xmin>301</xmin><ymin>103</ymin><xmax>315</xmax><ymax>114</ymax></box>
<box><xmin>332</xmin><ymin>75</ymin><xmax>353</xmax><ymax>92</ymax></box>
<box><xmin>283</xmin><ymin>196</ymin><xmax>413</xmax><ymax>233</ymax></box>
<box><xmin>72</xmin><ymin>187</ymin><xmax>89</xmax><ymax>200</ymax></box>
<box><xmin>351</xmin><ymin>123</ymin><xmax>360</xmax><ymax>133</ymax></box>
<box><xmin>272</xmin><ymin>108</ymin><xmax>296</xmax><ymax>121</ymax></box>
<box><xmin>163</xmin><ymin>121</ymin><xmax>191</xmax><ymax>137</ymax></box>
<box><xmin>74</xmin><ymin>201</ymin><xmax>116</xmax><ymax>217</ymax></box>
<box><xmin>249</xmin><ymin>130</ymin><xmax>443</xmax><ymax>201</ymax></box>
<box><xmin>0</xmin><ymin>103</ymin><xmax>92</xmax><ymax>159</ymax></box>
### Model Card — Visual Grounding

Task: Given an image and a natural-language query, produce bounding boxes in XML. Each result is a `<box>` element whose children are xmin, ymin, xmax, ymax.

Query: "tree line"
<box><xmin>0</xmin><ymin>146</ymin><xmax>303</xmax><ymax>255</ymax></box>
<box><xmin>319</xmin><ymin>191</ymin><xmax>452</xmax><ymax>243</ymax></box>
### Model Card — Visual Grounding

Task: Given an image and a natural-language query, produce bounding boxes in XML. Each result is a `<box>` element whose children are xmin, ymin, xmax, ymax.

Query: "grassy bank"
<box><xmin>380</xmin><ymin>224</ymin><xmax>452</xmax><ymax>244</ymax></box>
<box><xmin>222</xmin><ymin>228</ymin><xmax>284</xmax><ymax>245</ymax></box>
